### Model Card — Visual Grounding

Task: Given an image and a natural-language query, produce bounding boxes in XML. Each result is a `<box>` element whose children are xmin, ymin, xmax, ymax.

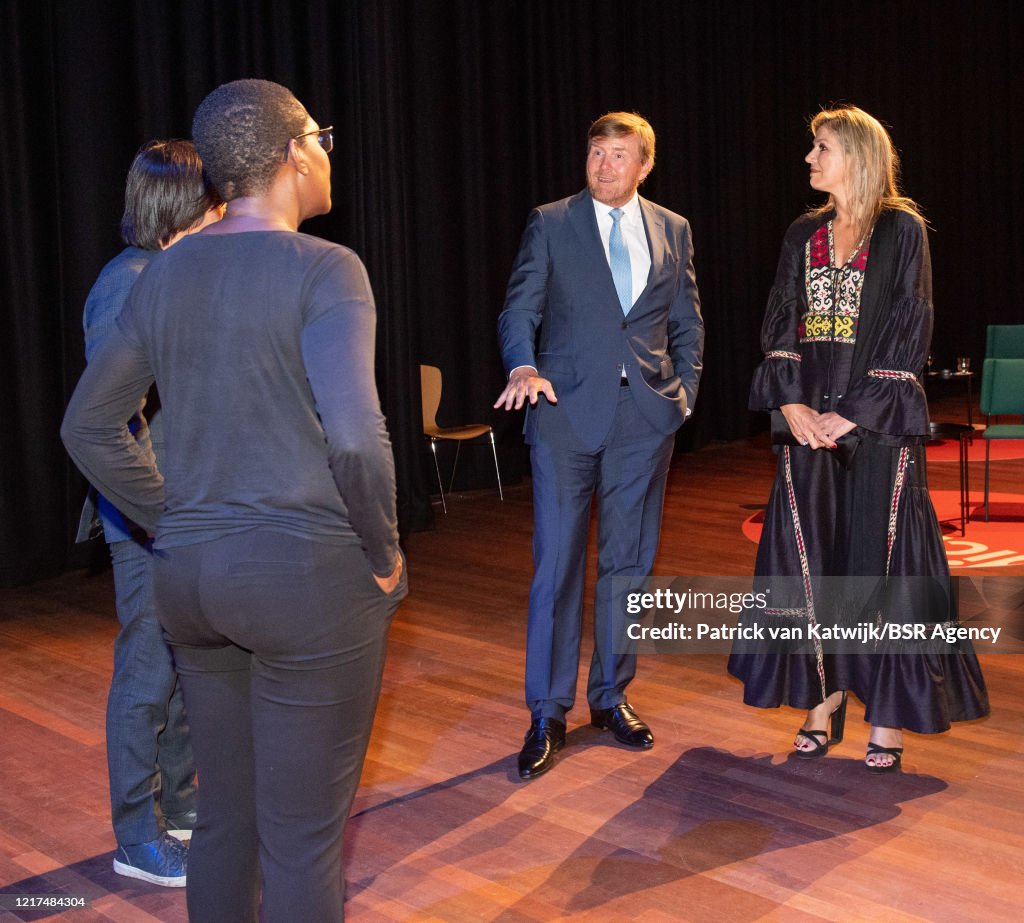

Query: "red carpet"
<box><xmin>926</xmin><ymin>434</ymin><xmax>1024</xmax><ymax>463</ymax></box>
<box><xmin>741</xmin><ymin>490</ymin><xmax>1024</xmax><ymax>569</ymax></box>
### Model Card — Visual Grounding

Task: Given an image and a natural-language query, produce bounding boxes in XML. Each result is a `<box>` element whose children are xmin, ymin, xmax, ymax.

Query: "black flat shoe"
<box><xmin>590</xmin><ymin>703</ymin><xmax>654</xmax><ymax>749</ymax></box>
<box><xmin>865</xmin><ymin>743</ymin><xmax>903</xmax><ymax>774</ymax></box>
<box><xmin>794</xmin><ymin>691</ymin><xmax>847</xmax><ymax>760</ymax></box>
<box><xmin>517</xmin><ymin>717</ymin><xmax>566</xmax><ymax>779</ymax></box>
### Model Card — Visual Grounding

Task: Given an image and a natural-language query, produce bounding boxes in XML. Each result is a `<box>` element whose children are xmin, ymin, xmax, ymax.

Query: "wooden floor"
<box><xmin>1</xmin><ymin>422</ymin><xmax>1022</xmax><ymax>922</ymax></box>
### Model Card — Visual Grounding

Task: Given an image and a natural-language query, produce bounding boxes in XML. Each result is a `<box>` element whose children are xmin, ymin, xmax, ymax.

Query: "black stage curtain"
<box><xmin>2</xmin><ymin>0</ymin><xmax>1022</xmax><ymax>585</ymax></box>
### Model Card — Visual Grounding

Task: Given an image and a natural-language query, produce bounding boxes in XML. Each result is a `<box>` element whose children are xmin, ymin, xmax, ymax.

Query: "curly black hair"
<box><xmin>192</xmin><ymin>79</ymin><xmax>309</xmax><ymax>200</ymax></box>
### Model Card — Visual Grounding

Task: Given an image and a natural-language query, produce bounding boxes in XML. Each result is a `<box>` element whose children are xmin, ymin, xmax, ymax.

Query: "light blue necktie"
<box><xmin>608</xmin><ymin>207</ymin><xmax>632</xmax><ymax>314</ymax></box>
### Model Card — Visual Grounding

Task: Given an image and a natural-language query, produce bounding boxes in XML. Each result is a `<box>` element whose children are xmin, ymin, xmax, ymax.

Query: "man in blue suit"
<box><xmin>495</xmin><ymin>112</ymin><xmax>703</xmax><ymax>779</ymax></box>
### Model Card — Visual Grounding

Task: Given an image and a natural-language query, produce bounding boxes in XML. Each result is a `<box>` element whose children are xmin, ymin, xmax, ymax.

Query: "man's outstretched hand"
<box><xmin>494</xmin><ymin>366</ymin><xmax>558</xmax><ymax>411</ymax></box>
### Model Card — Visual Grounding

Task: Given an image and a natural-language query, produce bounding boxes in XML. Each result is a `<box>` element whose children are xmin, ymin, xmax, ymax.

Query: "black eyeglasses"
<box><xmin>290</xmin><ymin>125</ymin><xmax>334</xmax><ymax>155</ymax></box>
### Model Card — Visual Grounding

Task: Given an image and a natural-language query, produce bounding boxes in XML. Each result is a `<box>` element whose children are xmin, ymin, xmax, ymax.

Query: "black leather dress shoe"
<box><xmin>517</xmin><ymin>717</ymin><xmax>566</xmax><ymax>779</ymax></box>
<box><xmin>590</xmin><ymin>703</ymin><xmax>654</xmax><ymax>749</ymax></box>
<box><xmin>164</xmin><ymin>810</ymin><xmax>197</xmax><ymax>842</ymax></box>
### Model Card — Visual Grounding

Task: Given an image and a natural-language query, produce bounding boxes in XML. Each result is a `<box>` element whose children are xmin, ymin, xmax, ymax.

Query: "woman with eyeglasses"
<box><xmin>62</xmin><ymin>78</ymin><xmax>404</xmax><ymax>921</ymax></box>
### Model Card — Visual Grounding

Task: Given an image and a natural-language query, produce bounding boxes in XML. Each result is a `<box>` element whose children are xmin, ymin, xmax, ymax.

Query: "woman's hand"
<box><xmin>816</xmin><ymin>411</ymin><xmax>857</xmax><ymax>447</ymax></box>
<box><xmin>374</xmin><ymin>554</ymin><xmax>403</xmax><ymax>594</ymax></box>
<box><xmin>780</xmin><ymin>403</ymin><xmax>832</xmax><ymax>449</ymax></box>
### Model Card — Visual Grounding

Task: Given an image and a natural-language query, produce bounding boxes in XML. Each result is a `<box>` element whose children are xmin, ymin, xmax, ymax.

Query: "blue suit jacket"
<box><xmin>498</xmin><ymin>189</ymin><xmax>703</xmax><ymax>451</ymax></box>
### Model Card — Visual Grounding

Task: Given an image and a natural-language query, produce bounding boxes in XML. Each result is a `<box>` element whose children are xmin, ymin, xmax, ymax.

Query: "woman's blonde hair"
<box><xmin>808</xmin><ymin>106</ymin><xmax>920</xmax><ymax>238</ymax></box>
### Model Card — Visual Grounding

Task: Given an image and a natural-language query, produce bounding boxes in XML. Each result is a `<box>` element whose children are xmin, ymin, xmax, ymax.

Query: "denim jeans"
<box><xmin>107</xmin><ymin>537</ymin><xmax>196</xmax><ymax>846</ymax></box>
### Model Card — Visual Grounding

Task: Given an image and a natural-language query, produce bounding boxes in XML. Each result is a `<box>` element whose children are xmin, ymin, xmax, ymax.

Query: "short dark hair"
<box><xmin>192</xmin><ymin>78</ymin><xmax>310</xmax><ymax>200</ymax></box>
<box><xmin>120</xmin><ymin>139</ymin><xmax>223</xmax><ymax>250</ymax></box>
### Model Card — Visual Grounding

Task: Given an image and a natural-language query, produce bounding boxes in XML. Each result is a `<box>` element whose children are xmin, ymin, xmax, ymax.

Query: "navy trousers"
<box><xmin>525</xmin><ymin>385</ymin><xmax>675</xmax><ymax>720</ymax></box>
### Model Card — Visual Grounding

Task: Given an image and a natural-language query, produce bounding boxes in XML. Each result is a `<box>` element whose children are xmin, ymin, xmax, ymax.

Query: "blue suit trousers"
<box><xmin>525</xmin><ymin>385</ymin><xmax>675</xmax><ymax>720</ymax></box>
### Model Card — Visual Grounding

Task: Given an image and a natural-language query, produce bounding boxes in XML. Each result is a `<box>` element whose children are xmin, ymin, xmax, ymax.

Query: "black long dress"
<box><xmin>727</xmin><ymin>208</ymin><xmax>989</xmax><ymax>733</ymax></box>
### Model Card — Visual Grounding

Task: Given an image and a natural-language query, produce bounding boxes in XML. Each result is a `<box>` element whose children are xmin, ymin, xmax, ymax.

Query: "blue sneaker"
<box><xmin>113</xmin><ymin>833</ymin><xmax>187</xmax><ymax>887</ymax></box>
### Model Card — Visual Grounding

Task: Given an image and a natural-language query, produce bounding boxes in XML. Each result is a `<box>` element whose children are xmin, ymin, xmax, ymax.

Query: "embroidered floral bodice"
<box><xmin>799</xmin><ymin>220</ymin><xmax>870</xmax><ymax>346</ymax></box>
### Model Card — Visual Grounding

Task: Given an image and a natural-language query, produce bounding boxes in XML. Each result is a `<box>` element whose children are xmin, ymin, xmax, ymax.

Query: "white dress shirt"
<box><xmin>507</xmin><ymin>192</ymin><xmax>652</xmax><ymax>381</ymax></box>
<box><xmin>592</xmin><ymin>192</ymin><xmax>651</xmax><ymax>311</ymax></box>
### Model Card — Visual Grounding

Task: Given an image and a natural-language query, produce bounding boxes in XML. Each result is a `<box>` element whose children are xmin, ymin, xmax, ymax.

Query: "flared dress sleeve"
<box><xmin>748</xmin><ymin>215</ymin><xmax>820</xmax><ymax>412</ymax></box>
<box><xmin>835</xmin><ymin>212</ymin><xmax>933</xmax><ymax>437</ymax></box>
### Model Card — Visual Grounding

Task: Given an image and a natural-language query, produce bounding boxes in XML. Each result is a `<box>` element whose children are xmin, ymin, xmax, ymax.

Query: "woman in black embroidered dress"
<box><xmin>727</xmin><ymin>107</ymin><xmax>988</xmax><ymax>772</ymax></box>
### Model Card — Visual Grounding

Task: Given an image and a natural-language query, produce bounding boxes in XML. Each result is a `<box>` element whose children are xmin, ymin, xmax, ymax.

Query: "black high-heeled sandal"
<box><xmin>865</xmin><ymin>743</ymin><xmax>903</xmax><ymax>773</ymax></box>
<box><xmin>794</xmin><ymin>691</ymin><xmax>848</xmax><ymax>760</ymax></box>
